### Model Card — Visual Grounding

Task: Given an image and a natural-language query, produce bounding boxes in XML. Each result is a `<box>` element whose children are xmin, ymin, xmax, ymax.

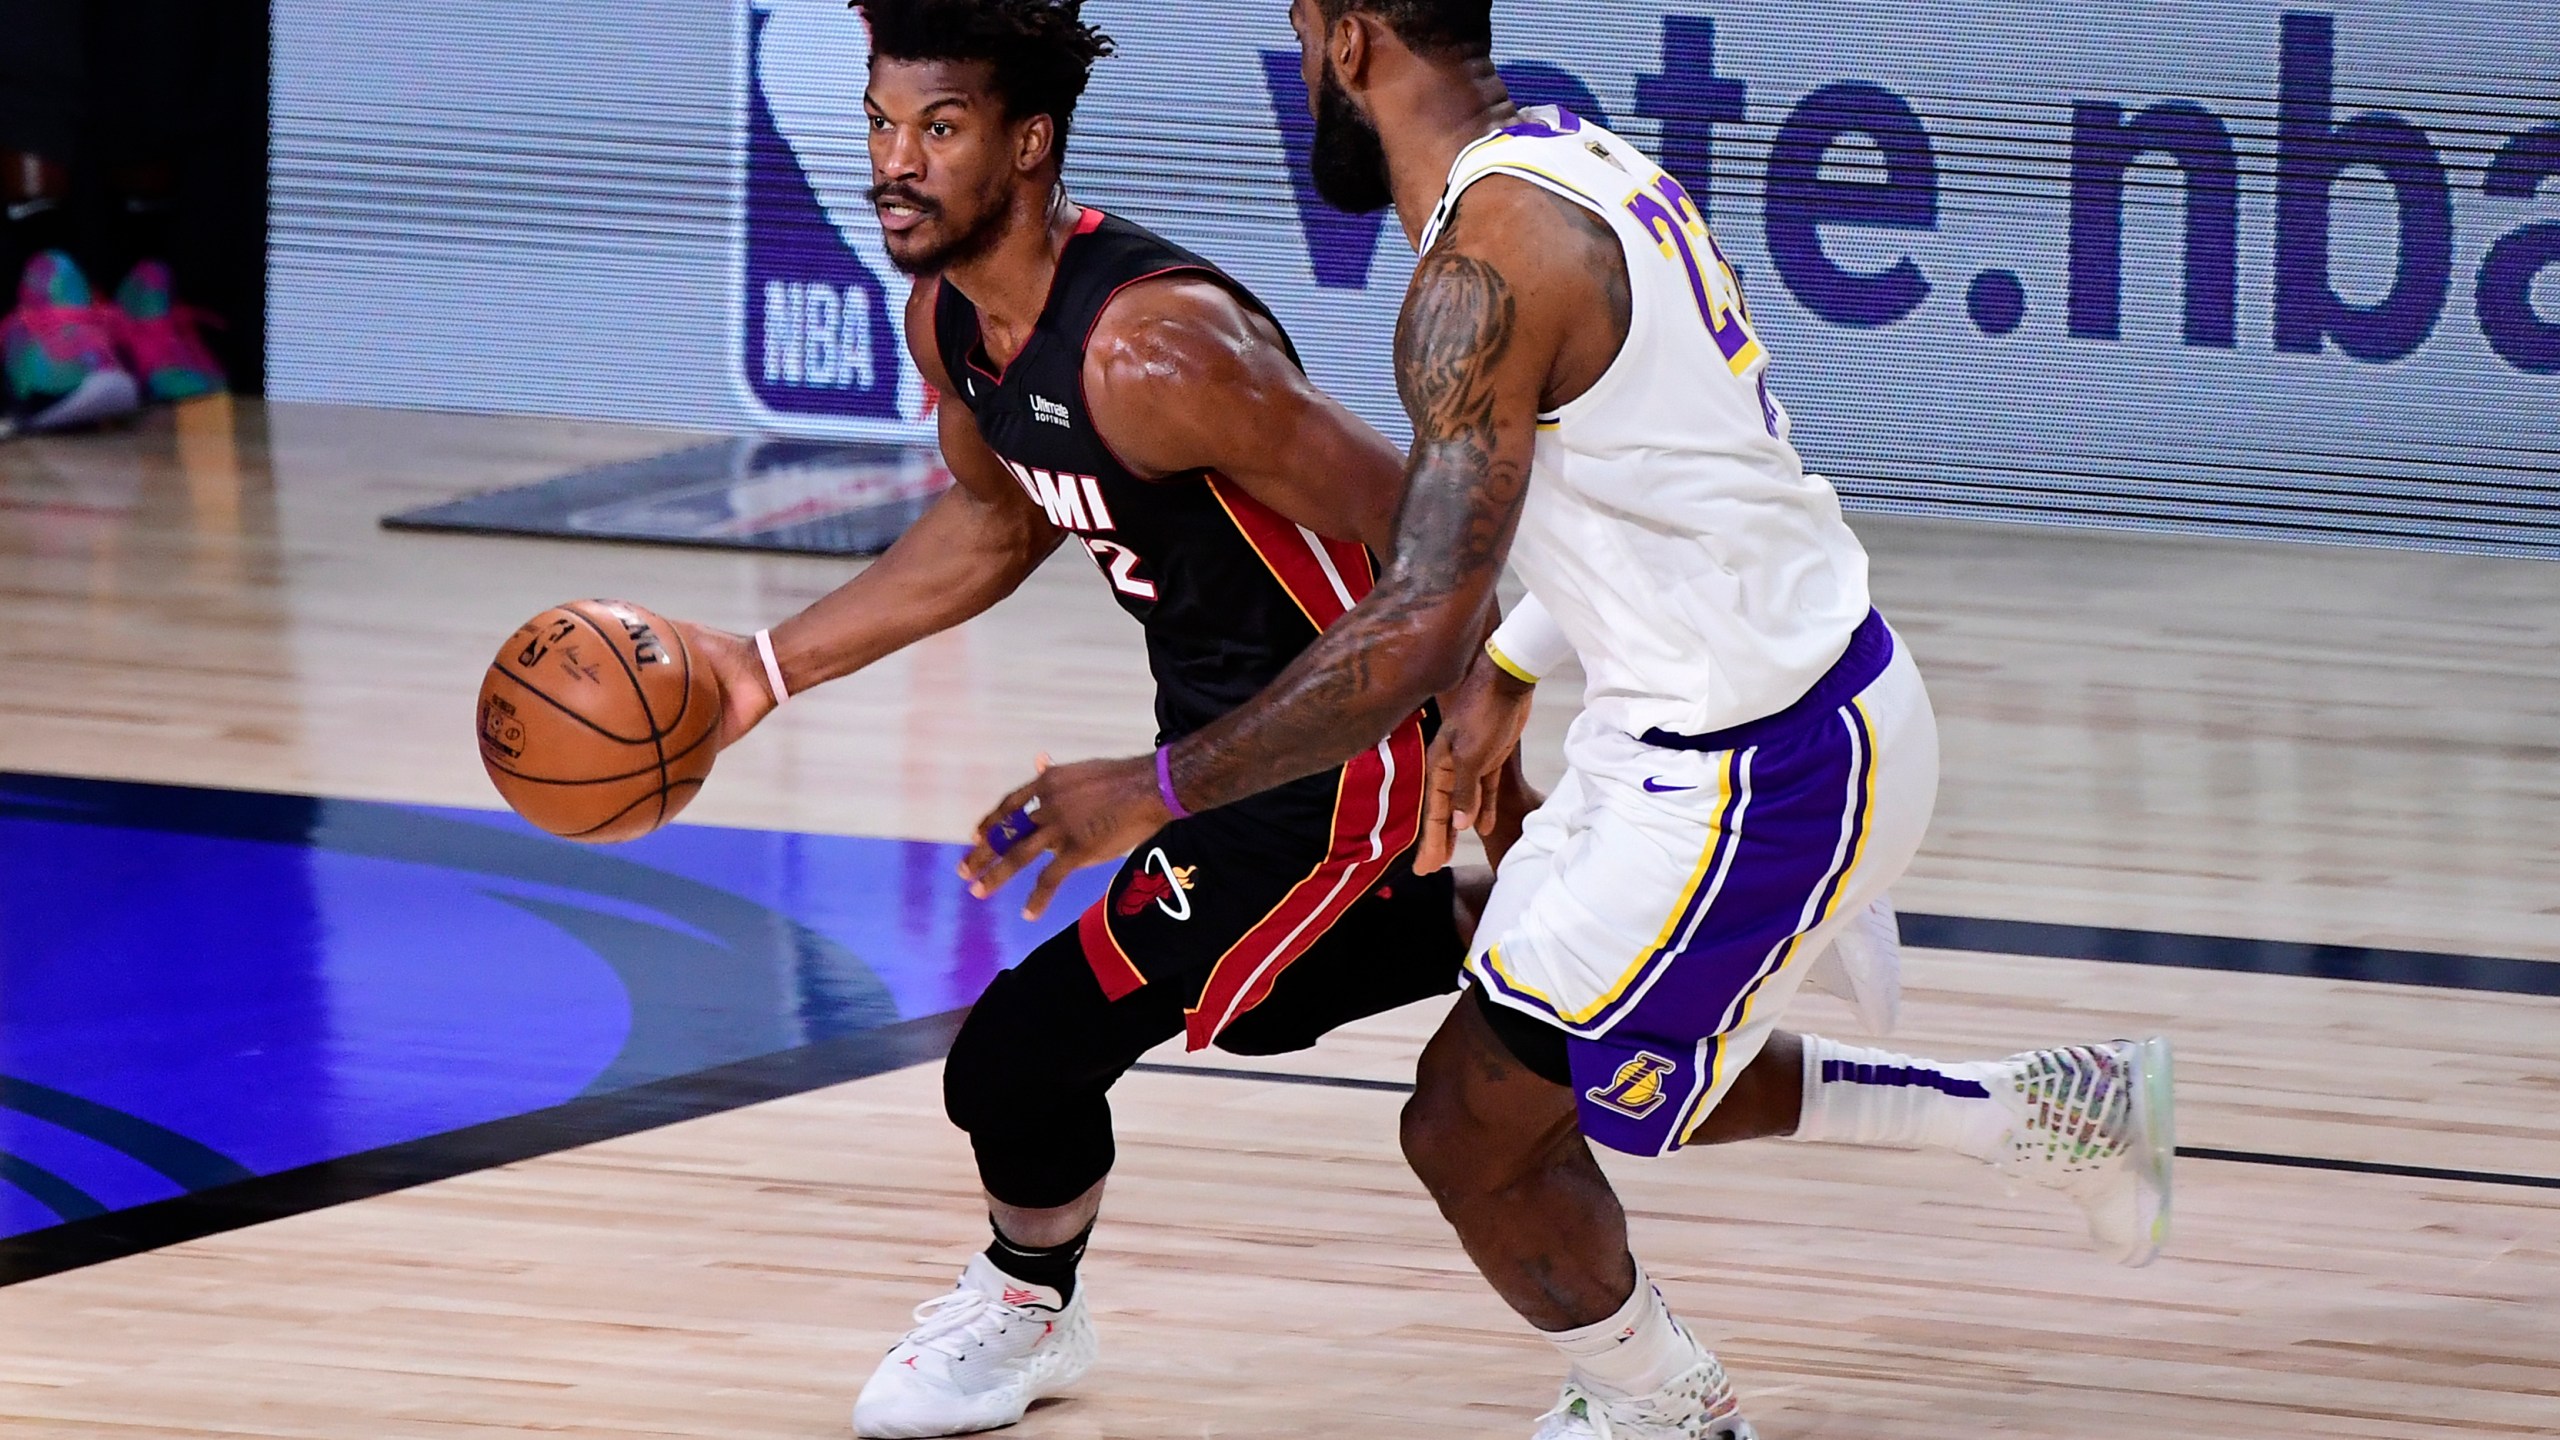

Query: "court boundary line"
<box><xmin>4</xmin><ymin>880</ymin><xmax>2554</xmax><ymax>1287</ymax></box>
<box><xmin>1897</xmin><ymin>913</ymin><xmax>2560</xmax><ymax>996</ymax></box>
<box><xmin>0</xmin><ymin>1011</ymin><xmax>966</xmax><ymax>1289</ymax></box>
<box><xmin>1126</xmin><ymin>1062</ymin><xmax>2560</xmax><ymax>1193</ymax></box>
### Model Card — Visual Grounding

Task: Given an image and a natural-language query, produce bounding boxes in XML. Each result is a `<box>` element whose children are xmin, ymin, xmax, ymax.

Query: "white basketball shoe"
<box><xmin>852</xmin><ymin>1254</ymin><xmax>1097</xmax><ymax>1438</ymax></box>
<box><xmin>1533</xmin><ymin>1351</ymin><xmax>1758</xmax><ymax>1440</ymax></box>
<box><xmin>1987</xmin><ymin>1037</ymin><xmax>2177</xmax><ymax>1266</ymax></box>
<box><xmin>1805</xmin><ymin>895</ymin><xmax>1902</xmax><ymax>1035</ymax></box>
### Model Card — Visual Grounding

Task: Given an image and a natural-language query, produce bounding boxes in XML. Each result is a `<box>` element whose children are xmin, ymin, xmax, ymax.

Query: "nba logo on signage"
<box><xmin>735</xmin><ymin>0</ymin><xmax>936</xmax><ymax>440</ymax></box>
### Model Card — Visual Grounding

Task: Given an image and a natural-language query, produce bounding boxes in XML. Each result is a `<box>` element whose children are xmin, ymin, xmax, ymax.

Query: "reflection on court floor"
<box><xmin>0</xmin><ymin>771</ymin><xmax>1103</xmax><ymax>1242</ymax></box>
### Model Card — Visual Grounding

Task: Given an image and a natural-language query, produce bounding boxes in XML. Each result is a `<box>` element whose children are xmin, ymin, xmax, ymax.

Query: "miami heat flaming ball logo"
<box><xmin>1116</xmin><ymin>848</ymin><xmax>1198</xmax><ymax>921</ymax></box>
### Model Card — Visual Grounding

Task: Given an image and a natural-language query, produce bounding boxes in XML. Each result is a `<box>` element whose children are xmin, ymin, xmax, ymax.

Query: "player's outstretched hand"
<box><xmin>673</xmin><ymin>621</ymin><xmax>778</xmax><ymax>753</ymax></box>
<box><xmin>1414</xmin><ymin>649</ymin><xmax>1538</xmax><ymax>875</ymax></box>
<box><xmin>961</xmin><ymin>754</ymin><xmax>1172</xmax><ymax>921</ymax></box>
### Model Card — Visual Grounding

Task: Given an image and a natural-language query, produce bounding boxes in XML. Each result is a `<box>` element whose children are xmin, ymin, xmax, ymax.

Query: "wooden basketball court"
<box><xmin>0</xmin><ymin>398</ymin><xmax>2553</xmax><ymax>1437</ymax></box>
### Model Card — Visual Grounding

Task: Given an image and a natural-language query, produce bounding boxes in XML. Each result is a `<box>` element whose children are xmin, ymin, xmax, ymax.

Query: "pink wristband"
<box><xmin>754</xmin><ymin>628</ymin><xmax>790</xmax><ymax>706</ymax></box>
<box><xmin>1155</xmin><ymin>745</ymin><xmax>1192</xmax><ymax>820</ymax></box>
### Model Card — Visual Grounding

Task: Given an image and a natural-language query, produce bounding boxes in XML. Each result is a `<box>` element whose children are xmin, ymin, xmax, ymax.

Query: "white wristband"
<box><xmin>754</xmin><ymin>628</ymin><xmax>791</xmax><ymax>706</ymax></box>
<box><xmin>1486</xmin><ymin>593</ymin><xmax>1574</xmax><ymax>684</ymax></box>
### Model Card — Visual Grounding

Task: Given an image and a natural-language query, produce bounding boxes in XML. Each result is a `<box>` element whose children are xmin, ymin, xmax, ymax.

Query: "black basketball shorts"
<box><xmin>1073</xmin><ymin>723</ymin><xmax>1459</xmax><ymax>1052</ymax></box>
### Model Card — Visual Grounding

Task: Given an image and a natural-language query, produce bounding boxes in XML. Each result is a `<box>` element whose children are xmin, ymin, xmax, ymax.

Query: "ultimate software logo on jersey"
<box><xmin>736</xmin><ymin>0</ymin><xmax>935</xmax><ymax>441</ymax></box>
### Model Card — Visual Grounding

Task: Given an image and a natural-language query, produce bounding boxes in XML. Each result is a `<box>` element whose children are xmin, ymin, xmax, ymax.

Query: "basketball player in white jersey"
<box><xmin>966</xmin><ymin>2</ymin><xmax>2175</xmax><ymax>1435</ymax></box>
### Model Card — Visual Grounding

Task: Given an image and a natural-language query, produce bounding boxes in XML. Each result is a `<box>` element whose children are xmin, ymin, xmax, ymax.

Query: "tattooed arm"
<box><xmin>956</xmin><ymin>179</ymin><xmax>1627</xmax><ymax>917</ymax></box>
<box><xmin>1144</xmin><ymin>179</ymin><xmax>1630</xmax><ymax>818</ymax></box>
<box><xmin>1159</xmin><ymin>224</ymin><xmax>1542</xmax><ymax>809</ymax></box>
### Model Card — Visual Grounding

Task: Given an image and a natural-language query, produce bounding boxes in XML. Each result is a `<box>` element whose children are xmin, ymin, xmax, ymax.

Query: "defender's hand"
<box><xmin>961</xmin><ymin>754</ymin><xmax>1171</xmax><ymax>921</ymax></box>
<box><xmin>675</xmin><ymin>622</ymin><xmax>778</xmax><ymax>753</ymax></box>
<box><xmin>1415</xmin><ymin>651</ymin><xmax>1537</xmax><ymax>875</ymax></box>
<box><xmin>1481</xmin><ymin>744</ymin><xmax>1543</xmax><ymax>870</ymax></box>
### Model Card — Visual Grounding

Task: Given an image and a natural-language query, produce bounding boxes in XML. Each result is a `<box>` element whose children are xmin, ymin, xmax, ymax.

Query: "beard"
<box><xmin>872</xmin><ymin>180</ymin><xmax>1011</xmax><ymax>277</ymax></box>
<box><xmin>1310</xmin><ymin>67</ymin><xmax>1393</xmax><ymax>215</ymax></box>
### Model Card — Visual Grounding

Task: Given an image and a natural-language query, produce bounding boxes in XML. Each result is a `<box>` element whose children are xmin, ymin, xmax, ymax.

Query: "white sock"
<box><xmin>1542</xmin><ymin>1262</ymin><xmax>1702</xmax><ymax>1399</ymax></box>
<box><xmin>1787</xmin><ymin>1035</ymin><xmax>2012</xmax><ymax>1161</ymax></box>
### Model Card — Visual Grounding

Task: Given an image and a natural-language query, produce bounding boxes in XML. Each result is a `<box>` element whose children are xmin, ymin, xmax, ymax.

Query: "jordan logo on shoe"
<box><xmin>1001</xmin><ymin>1287</ymin><xmax>1042</xmax><ymax>1306</ymax></box>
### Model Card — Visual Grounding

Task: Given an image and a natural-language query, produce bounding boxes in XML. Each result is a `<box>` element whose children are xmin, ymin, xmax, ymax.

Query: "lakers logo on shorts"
<box><xmin>1585</xmin><ymin>1052</ymin><xmax>1680</xmax><ymax>1119</ymax></box>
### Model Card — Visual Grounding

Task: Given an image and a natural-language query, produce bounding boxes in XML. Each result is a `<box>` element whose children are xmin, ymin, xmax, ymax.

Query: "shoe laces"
<box><xmin>1536</xmin><ymin>1359</ymin><xmax>1741</xmax><ymax>1440</ymax></box>
<box><xmin>903</xmin><ymin>1285</ymin><xmax>1033</xmax><ymax>1360</ymax></box>
<box><xmin>1535</xmin><ymin>1387</ymin><xmax>1616</xmax><ymax>1439</ymax></box>
<box><xmin>1995</xmin><ymin>1045</ymin><xmax>2131</xmax><ymax>1178</ymax></box>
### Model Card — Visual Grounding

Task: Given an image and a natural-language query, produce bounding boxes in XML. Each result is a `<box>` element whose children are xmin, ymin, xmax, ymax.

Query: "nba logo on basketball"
<box><xmin>735</xmin><ymin>0</ymin><xmax>937</xmax><ymax>440</ymax></box>
<box><xmin>478</xmin><ymin>694</ymin><xmax>526</xmax><ymax>762</ymax></box>
<box><xmin>1586</xmin><ymin>1054</ymin><xmax>1680</xmax><ymax>1120</ymax></box>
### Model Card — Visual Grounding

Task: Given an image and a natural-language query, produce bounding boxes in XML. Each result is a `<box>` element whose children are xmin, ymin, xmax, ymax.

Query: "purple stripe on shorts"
<box><xmin>1568</xmin><ymin>702</ymin><xmax>1878</xmax><ymax>1157</ymax></box>
<box><xmin>1798</xmin><ymin>702</ymin><xmax>1877</xmax><ymax>946</ymax></box>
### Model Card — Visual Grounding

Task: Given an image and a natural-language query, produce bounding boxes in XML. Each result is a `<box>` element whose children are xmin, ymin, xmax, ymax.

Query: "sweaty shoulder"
<box><xmin>1082</xmin><ymin>274</ymin><xmax>1300</xmax><ymax>480</ymax></box>
<box><xmin>1431</xmin><ymin>175</ymin><xmax>1631</xmax><ymax>411</ymax></box>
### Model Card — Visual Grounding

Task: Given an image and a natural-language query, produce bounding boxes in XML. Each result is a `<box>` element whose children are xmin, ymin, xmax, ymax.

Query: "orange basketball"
<box><xmin>476</xmin><ymin>599</ymin><xmax>721</xmax><ymax>843</ymax></box>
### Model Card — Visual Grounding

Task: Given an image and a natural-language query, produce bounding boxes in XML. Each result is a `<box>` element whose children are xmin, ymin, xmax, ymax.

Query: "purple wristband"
<box><xmin>1154</xmin><ymin>745</ymin><xmax>1192</xmax><ymax>820</ymax></box>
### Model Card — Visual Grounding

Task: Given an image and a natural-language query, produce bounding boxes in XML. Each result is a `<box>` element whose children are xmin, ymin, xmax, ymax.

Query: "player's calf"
<box><xmin>1403</xmin><ymin>990</ymin><xmax>1641</xmax><ymax>1331</ymax></box>
<box><xmin>1407</xmin><ymin>991</ymin><xmax>1762</xmax><ymax>1439</ymax></box>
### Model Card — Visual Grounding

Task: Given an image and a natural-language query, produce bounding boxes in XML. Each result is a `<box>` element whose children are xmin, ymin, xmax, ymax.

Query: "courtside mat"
<box><xmin>383</xmin><ymin>437</ymin><xmax>950</xmax><ymax>556</ymax></box>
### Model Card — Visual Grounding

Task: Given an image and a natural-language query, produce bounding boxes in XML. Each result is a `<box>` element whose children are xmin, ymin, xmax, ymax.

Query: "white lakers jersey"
<box><xmin>1419</xmin><ymin>106</ymin><xmax>1871</xmax><ymax>739</ymax></box>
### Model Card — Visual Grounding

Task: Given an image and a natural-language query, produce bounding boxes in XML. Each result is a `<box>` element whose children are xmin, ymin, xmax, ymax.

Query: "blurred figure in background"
<box><xmin>2</xmin><ymin>0</ymin><xmax>228</xmax><ymax>435</ymax></box>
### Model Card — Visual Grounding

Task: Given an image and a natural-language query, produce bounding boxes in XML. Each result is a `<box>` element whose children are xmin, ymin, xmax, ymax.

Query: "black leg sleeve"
<box><xmin>943</xmin><ymin>925</ymin><xmax>1186</xmax><ymax>1211</ymax></box>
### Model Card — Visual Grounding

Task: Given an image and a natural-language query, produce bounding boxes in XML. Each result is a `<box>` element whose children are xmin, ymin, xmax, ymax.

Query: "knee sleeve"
<box><xmin>942</xmin><ymin>930</ymin><xmax>1181</xmax><ymax>1210</ymax></box>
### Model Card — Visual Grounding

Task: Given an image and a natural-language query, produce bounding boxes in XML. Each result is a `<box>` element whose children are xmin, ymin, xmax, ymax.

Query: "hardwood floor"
<box><xmin>5</xmin><ymin>400</ymin><xmax>2553</xmax><ymax>957</ymax></box>
<box><xmin>0</xmin><ymin>400</ymin><xmax>2553</xmax><ymax>1437</ymax></box>
<box><xmin>3</xmin><ymin>977</ymin><xmax>2552</xmax><ymax>1438</ymax></box>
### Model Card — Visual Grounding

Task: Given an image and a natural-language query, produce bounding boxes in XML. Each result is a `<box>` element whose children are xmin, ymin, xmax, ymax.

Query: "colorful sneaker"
<box><xmin>112</xmin><ymin>260</ymin><xmax>225</xmax><ymax>402</ymax></box>
<box><xmin>2</xmin><ymin>251</ymin><xmax>140</xmax><ymax>432</ymax></box>
<box><xmin>1534</xmin><ymin>1352</ymin><xmax>1759</xmax><ymax>1440</ymax></box>
<box><xmin>1987</xmin><ymin>1037</ymin><xmax>2177</xmax><ymax>1266</ymax></box>
<box><xmin>852</xmin><ymin>1254</ymin><xmax>1098</xmax><ymax>1437</ymax></box>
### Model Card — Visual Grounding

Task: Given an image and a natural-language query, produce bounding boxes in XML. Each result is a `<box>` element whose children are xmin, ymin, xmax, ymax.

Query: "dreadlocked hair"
<box><xmin>854</xmin><ymin>0</ymin><xmax>1116</xmax><ymax>159</ymax></box>
<box><xmin>1319</xmin><ymin>0</ymin><xmax>1492</xmax><ymax>57</ymax></box>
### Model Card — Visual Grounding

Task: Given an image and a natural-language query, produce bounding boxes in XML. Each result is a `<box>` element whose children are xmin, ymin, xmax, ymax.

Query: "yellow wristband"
<box><xmin>1484</xmin><ymin>637</ymin><xmax>1541</xmax><ymax>686</ymax></box>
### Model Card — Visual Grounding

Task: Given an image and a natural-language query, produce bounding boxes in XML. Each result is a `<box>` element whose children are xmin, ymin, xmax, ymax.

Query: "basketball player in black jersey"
<box><xmin>672</xmin><ymin>4</ymin><xmax>1512</xmax><ymax>1434</ymax></box>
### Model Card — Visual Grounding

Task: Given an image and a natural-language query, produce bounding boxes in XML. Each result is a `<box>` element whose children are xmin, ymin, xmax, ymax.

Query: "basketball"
<box><xmin>476</xmin><ymin>599</ymin><xmax>720</xmax><ymax>842</ymax></box>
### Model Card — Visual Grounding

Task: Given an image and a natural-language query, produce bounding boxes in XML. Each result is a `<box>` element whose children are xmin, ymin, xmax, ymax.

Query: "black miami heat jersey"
<box><xmin>931</xmin><ymin>208</ymin><xmax>1373</xmax><ymax>744</ymax></box>
<box><xmin>929</xmin><ymin>207</ymin><xmax>1453</xmax><ymax>1050</ymax></box>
